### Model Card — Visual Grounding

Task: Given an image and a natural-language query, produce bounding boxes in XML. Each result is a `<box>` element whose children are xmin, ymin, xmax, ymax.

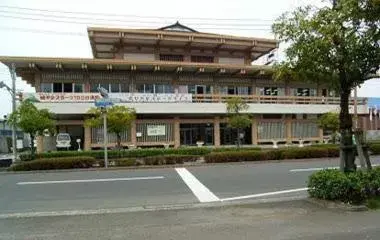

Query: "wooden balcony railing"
<box><xmin>192</xmin><ymin>94</ymin><xmax>367</xmax><ymax>105</ymax></box>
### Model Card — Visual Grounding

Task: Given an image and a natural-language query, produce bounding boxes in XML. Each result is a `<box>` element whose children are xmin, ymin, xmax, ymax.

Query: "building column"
<box><xmin>174</xmin><ymin>117</ymin><xmax>180</xmax><ymax>148</ymax></box>
<box><xmin>213</xmin><ymin>116</ymin><xmax>220</xmax><ymax>147</ymax></box>
<box><xmin>318</xmin><ymin>128</ymin><xmax>324</xmax><ymax>143</ymax></box>
<box><xmin>286</xmin><ymin>115</ymin><xmax>292</xmax><ymax>144</ymax></box>
<box><xmin>251</xmin><ymin>117</ymin><xmax>258</xmax><ymax>145</ymax></box>
<box><xmin>131</xmin><ymin>120</ymin><xmax>137</xmax><ymax>146</ymax></box>
<box><xmin>36</xmin><ymin>135</ymin><xmax>43</xmax><ymax>153</ymax></box>
<box><xmin>84</xmin><ymin>126</ymin><xmax>91</xmax><ymax>151</ymax></box>
<box><xmin>363</xmin><ymin>116</ymin><xmax>368</xmax><ymax>131</ymax></box>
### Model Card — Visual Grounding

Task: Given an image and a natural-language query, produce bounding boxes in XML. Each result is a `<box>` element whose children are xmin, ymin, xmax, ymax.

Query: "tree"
<box><xmin>85</xmin><ymin>105</ymin><xmax>136</xmax><ymax>149</ymax></box>
<box><xmin>7</xmin><ymin>100</ymin><xmax>55</xmax><ymax>159</ymax></box>
<box><xmin>272</xmin><ymin>0</ymin><xmax>380</xmax><ymax>172</ymax></box>
<box><xmin>226</xmin><ymin>97</ymin><xmax>252</xmax><ymax>147</ymax></box>
<box><xmin>318</xmin><ymin>112</ymin><xmax>340</xmax><ymax>143</ymax></box>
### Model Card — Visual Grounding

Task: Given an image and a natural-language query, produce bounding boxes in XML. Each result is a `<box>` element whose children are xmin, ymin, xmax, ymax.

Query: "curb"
<box><xmin>0</xmin><ymin>157</ymin><xmax>340</xmax><ymax>174</ymax></box>
<box><xmin>305</xmin><ymin>198</ymin><xmax>368</xmax><ymax>212</ymax></box>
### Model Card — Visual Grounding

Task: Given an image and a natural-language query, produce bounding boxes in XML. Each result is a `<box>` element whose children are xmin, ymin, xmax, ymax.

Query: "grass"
<box><xmin>366</xmin><ymin>197</ymin><xmax>380</xmax><ymax>209</ymax></box>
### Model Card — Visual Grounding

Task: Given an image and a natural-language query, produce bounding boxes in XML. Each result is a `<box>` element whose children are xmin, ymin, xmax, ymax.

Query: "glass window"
<box><xmin>41</xmin><ymin>83</ymin><xmax>52</xmax><ymax>93</ymax></box>
<box><xmin>296</xmin><ymin>88</ymin><xmax>310</xmax><ymax>96</ymax></box>
<box><xmin>90</xmin><ymin>84</ymin><xmax>99</xmax><ymax>93</ymax></box>
<box><xmin>145</xmin><ymin>84</ymin><xmax>154</xmax><ymax>93</ymax></box>
<box><xmin>219</xmin><ymin>86</ymin><xmax>228</xmax><ymax>95</ymax></box>
<box><xmin>155</xmin><ymin>84</ymin><xmax>165</xmax><ymax>94</ymax></box>
<box><xmin>120</xmin><ymin>84</ymin><xmax>129</xmax><ymax>92</ymax></box>
<box><xmin>227</xmin><ymin>86</ymin><xmax>235</xmax><ymax>95</ymax></box>
<box><xmin>63</xmin><ymin>83</ymin><xmax>73</xmax><ymax>93</ymax></box>
<box><xmin>188</xmin><ymin>85</ymin><xmax>196</xmax><ymax>94</ymax></box>
<box><xmin>73</xmin><ymin>83</ymin><xmax>83</xmax><ymax>93</ymax></box>
<box><xmin>136</xmin><ymin>84</ymin><xmax>145</xmax><ymax>93</ymax></box>
<box><xmin>263</xmin><ymin>87</ymin><xmax>279</xmax><ymax>96</ymax></box>
<box><xmin>205</xmin><ymin>86</ymin><xmax>212</xmax><ymax>94</ymax></box>
<box><xmin>237</xmin><ymin>86</ymin><xmax>251</xmax><ymax>95</ymax></box>
<box><xmin>110</xmin><ymin>83</ymin><xmax>120</xmax><ymax>93</ymax></box>
<box><xmin>53</xmin><ymin>83</ymin><xmax>62</xmax><ymax>93</ymax></box>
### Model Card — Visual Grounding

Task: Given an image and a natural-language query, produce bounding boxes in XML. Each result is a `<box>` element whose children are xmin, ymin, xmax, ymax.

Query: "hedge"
<box><xmin>308</xmin><ymin>168</ymin><xmax>380</xmax><ymax>204</ymax></box>
<box><xmin>9</xmin><ymin>157</ymin><xmax>96</xmax><ymax>171</ymax></box>
<box><xmin>204</xmin><ymin>147</ymin><xmax>340</xmax><ymax>163</ymax></box>
<box><xmin>369</xmin><ymin>143</ymin><xmax>380</xmax><ymax>155</ymax></box>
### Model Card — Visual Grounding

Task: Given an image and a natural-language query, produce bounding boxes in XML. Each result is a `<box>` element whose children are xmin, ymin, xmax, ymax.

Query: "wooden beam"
<box><xmin>28</xmin><ymin>63</ymin><xmax>41</xmax><ymax>72</ymax></box>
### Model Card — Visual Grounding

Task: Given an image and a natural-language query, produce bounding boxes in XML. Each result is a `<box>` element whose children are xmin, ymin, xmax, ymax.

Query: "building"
<box><xmin>0</xmin><ymin>22</ymin><xmax>371</xmax><ymax>152</ymax></box>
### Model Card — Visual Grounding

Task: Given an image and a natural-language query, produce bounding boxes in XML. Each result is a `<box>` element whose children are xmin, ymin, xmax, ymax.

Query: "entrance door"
<box><xmin>196</xmin><ymin>85</ymin><xmax>205</xmax><ymax>94</ymax></box>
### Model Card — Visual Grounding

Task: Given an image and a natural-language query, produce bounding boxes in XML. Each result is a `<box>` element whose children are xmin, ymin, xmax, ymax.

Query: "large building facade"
<box><xmin>0</xmin><ymin>23</ymin><xmax>372</xmax><ymax>152</ymax></box>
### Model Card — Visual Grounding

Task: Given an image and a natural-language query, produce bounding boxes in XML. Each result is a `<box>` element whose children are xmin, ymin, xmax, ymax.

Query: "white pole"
<box><xmin>9</xmin><ymin>63</ymin><xmax>17</xmax><ymax>163</ymax></box>
<box><xmin>103</xmin><ymin>109</ymin><xmax>108</xmax><ymax>168</ymax></box>
<box><xmin>354</xmin><ymin>87</ymin><xmax>358</xmax><ymax>129</ymax></box>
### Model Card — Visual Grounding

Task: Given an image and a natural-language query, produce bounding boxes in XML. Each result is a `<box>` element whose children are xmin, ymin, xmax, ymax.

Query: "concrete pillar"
<box><xmin>251</xmin><ymin>117</ymin><xmax>258</xmax><ymax>145</ymax></box>
<box><xmin>36</xmin><ymin>135</ymin><xmax>43</xmax><ymax>153</ymax></box>
<box><xmin>318</xmin><ymin>128</ymin><xmax>324</xmax><ymax>143</ymax></box>
<box><xmin>286</xmin><ymin>116</ymin><xmax>292</xmax><ymax>144</ymax></box>
<box><xmin>213</xmin><ymin>116</ymin><xmax>220</xmax><ymax>147</ymax></box>
<box><xmin>363</xmin><ymin>116</ymin><xmax>368</xmax><ymax>131</ymax></box>
<box><xmin>131</xmin><ymin>120</ymin><xmax>137</xmax><ymax>146</ymax></box>
<box><xmin>84</xmin><ymin>126</ymin><xmax>91</xmax><ymax>151</ymax></box>
<box><xmin>174</xmin><ymin>117</ymin><xmax>180</xmax><ymax>148</ymax></box>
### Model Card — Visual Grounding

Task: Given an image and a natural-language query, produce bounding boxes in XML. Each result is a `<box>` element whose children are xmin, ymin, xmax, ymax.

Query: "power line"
<box><xmin>0</xmin><ymin>9</ymin><xmax>273</xmax><ymax>27</ymax></box>
<box><xmin>0</xmin><ymin>5</ymin><xmax>275</xmax><ymax>22</ymax></box>
<box><xmin>0</xmin><ymin>14</ymin><xmax>272</xmax><ymax>31</ymax></box>
<box><xmin>0</xmin><ymin>26</ymin><xmax>86</xmax><ymax>36</ymax></box>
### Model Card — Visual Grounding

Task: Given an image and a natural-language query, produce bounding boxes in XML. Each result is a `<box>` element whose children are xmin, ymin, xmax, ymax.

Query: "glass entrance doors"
<box><xmin>180</xmin><ymin>123</ymin><xmax>214</xmax><ymax>146</ymax></box>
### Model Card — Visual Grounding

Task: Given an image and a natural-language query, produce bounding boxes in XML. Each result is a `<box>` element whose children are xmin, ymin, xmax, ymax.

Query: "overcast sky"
<box><xmin>0</xmin><ymin>0</ymin><xmax>378</xmax><ymax>117</ymax></box>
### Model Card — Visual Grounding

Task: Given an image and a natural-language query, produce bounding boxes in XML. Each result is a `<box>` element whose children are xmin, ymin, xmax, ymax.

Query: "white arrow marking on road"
<box><xmin>17</xmin><ymin>176</ymin><xmax>165</xmax><ymax>185</ymax></box>
<box><xmin>175</xmin><ymin>168</ymin><xmax>220</xmax><ymax>203</ymax></box>
<box><xmin>221</xmin><ymin>188</ymin><xmax>309</xmax><ymax>202</ymax></box>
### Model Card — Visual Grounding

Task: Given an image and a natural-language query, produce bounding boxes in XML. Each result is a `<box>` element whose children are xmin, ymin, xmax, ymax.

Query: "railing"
<box><xmin>192</xmin><ymin>94</ymin><xmax>367</xmax><ymax>105</ymax></box>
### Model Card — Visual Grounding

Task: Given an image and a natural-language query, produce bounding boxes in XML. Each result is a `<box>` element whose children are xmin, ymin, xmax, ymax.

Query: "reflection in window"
<box><xmin>220</xmin><ymin>86</ymin><xmax>251</xmax><ymax>95</ymax></box>
<box><xmin>41</xmin><ymin>83</ymin><xmax>52</xmax><ymax>93</ymax></box>
<box><xmin>53</xmin><ymin>83</ymin><xmax>62</xmax><ymax>93</ymax></box>
<box><xmin>145</xmin><ymin>84</ymin><xmax>154</xmax><ymax>93</ymax></box>
<box><xmin>73</xmin><ymin>83</ymin><xmax>83</xmax><ymax>93</ymax></box>
<box><xmin>90</xmin><ymin>84</ymin><xmax>99</xmax><ymax>93</ymax></box>
<box><xmin>110</xmin><ymin>83</ymin><xmax>120</xmax><ymax>93</ymax></box>
<box><xmin>121</xmin><ymin>84</ymin><xmax>130</xmax><ymax>92</ymax></box>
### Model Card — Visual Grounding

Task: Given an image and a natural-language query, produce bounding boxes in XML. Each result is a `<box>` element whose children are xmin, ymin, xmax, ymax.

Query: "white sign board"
<box><xmin>147</xmin><ymin>125</ymin><xmax>166</xmax><ymax>136</ymax></box>
<box><xmin>23</xmin><ymin>93</ymin><xmax>101</xmax><ymax>102</ymax></box>
<box><xmin>109</xmin><ymin>93</ymin><xmax>192</xmax><ymax>103</ymax></box>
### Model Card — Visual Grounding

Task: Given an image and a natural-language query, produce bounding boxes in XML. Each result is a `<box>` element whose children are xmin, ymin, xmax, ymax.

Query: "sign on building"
<box><xmin>23</xmin><ymin>93</ymin><xmax>101</xmax><ymax>102</ymax></box>
<box><xmin>147</xmin><ymin>125</ymin><xmax>166</xmax><ymax>136</ymax></box>
<box><xmin>109</xmin><ymin>93</ymin><xmax>192</xmax><ymax>103</ymax></box>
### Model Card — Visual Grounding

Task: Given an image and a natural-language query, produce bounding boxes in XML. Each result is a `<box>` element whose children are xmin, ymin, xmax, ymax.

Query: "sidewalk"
<box><xmin>0</xmin><ymin>199</ymin><xmax>378</xmax><ymax>240</ymax></box>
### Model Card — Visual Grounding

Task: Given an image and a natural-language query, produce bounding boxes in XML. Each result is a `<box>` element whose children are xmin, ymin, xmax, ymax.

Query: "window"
<box><xmin>262</xmin><ymin>114</ymin><xmax>283</xmax><ymax>119</ymax></box>
<box><xmin>120</xmin><ymin>84</ymin><xmax>130</xmax><ymax>92</ymax></box>
<box><xmin>295</xmin><ymin>88</ymin><xmax>317</xmax><ymax>96</ymax></box>
<box><xmin>90</xmin><ymin>84</ymin><xmax>99</xmax><ymax>93</ymax></box>
<box><xmin>191</xmin><ymin>55</ymin><xmax>214</xmax><ymax>63</ymax></box>
<box><xmin>145</xmin><ymin>84</ymin><xmax>154</xmax><ymax>93</ymax></box>
<box><xmin>220</xmin><ymin>86</ymin><xmax>251</xmax><ymax>95</ymax></box>
<box><xmin>159</xmin><ymin>54</ymin><xmax>184</xmax><ymax>62</ymax></box>
<box><xmin>99</xmin><ymin>84</ymin><xmax>109</xmax><ymax>92</ymax></box>
<box><xmin>237</xmin><ymin>86</ymin><xmax>251</xmax><ymax>95</ymax></box>
<box><xmin>41</xmin><ymin>83</ymin><xmax>52</xmax><ymax>93</ymax></box>
<box><xmin>155</xmin><ymin>84</ymin><xmax>173</xmax><ymax>94</ymax></box>
<box><xmin>73</xmin><ymin>83</ymin><xmax>83</xmax><ymax>93</ymax></box>
<box><xmin>110</xmin><ymin>83</ymin><xmax>120</xmax><ymax>93</ymax></box>
<box><xmin>53</xmin><ymin>83</ymin><xmax>62</xmax><ymax>93</ymax></box>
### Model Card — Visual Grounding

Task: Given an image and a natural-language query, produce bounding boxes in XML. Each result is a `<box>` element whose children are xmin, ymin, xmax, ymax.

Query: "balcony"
<box><xmin>25</xmin><ymin>92</ymin><xmax>367</xmax><ymax>105</ymax></box>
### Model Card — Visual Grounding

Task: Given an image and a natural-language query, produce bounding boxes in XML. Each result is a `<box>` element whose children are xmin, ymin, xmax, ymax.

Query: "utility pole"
<box><xmin>102</xmin><ymin>108</ymin><xmax>108</xmax><ymax>168</ymax></box>
<box><xmin>354</xmin><ymin>86</ymin><xmax>358</xmax><ymax>129</ymax></box>
<box><xmin>9</xmin><ymin>63</ymin><xmax>17</xmax><ymax>163</ymax></box>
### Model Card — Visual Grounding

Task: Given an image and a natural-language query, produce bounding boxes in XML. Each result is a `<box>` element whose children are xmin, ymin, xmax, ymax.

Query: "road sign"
<box><xmin>95</xmin><ymin>99</ymin><xmax>114</xmax><ymax>108</ymax></box>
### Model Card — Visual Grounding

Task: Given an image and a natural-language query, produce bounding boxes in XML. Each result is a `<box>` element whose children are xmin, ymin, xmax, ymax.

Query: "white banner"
<box><xmin>147</xmin><ymin>125</ymin><xmax>166</xmax><ymax>136</ymax></box>
<box><xmin>109</xmin><ymin>93</ymin><xmax>192</xmax><ymax>103</ymax></box>
<box><xmin>23</xmin><ymin>93</ymin><xmax>102</xmax><ymax>102</ymax></box>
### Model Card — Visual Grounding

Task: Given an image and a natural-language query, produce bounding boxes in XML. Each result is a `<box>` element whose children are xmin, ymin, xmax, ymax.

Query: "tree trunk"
<box><xmin>339</xmin><ymin>88</ymin><xmax>356</xmax><ymax>172</ymax></box>
<box><xmin>237</xmin><ymin>128</ymin><xmax>241</xmax><ymax>148</ymax></box>
<box><xmin>116</xmin><ymin>133</ymin><xmax>121</xmax><ymax>150</ymax></box>
<box><xmin>30</xmin><ymin>134</ymin><xmax>35</xmax><ymax>160</ymax></box>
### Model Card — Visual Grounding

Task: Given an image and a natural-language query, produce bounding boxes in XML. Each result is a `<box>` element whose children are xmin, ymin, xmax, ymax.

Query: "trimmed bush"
<box><xmin>112</xmin><ymin>158</ymin><xmax>138</xmax><ymax>167</ymax></box>
<box><xmin>9</xmin><ymin>157</ymin><xmax>96</xmax><ymax>171</ymax></box>
<box><xmin>369</xmin><ymin>143</ymin><xmax>380</xmax><ymax>155</ymax></box>
<box><xmin>212</xmin><ymin>147</ymin><xmax>261</xmax><ymax>153</ymax></box>
<box><xmin>308</xmin><ymin>168</ymin><xmax>380</xmax><ymax>204</ymax></box>
<box><xmin>143</xmin><ymin>155</ymin><xmax>198</xmax><ymax>165</ymax></box>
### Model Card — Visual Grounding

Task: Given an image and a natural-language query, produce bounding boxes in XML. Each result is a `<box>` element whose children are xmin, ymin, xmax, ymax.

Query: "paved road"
<box><xmin>1</xmin><ymin>157</ymin><xmax>379</xmax><ymax>216</ymax></box>
<box><xmin>0</xmin><ymin>200</ymin><xmax>379</xmax><ymax>240</ymax></box>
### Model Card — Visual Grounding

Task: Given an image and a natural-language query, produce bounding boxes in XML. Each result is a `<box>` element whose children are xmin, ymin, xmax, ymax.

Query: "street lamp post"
<box><xmin>102</xmin><ymin>107</ymin><xmax>108</xmax><ymax>168</ymax></box>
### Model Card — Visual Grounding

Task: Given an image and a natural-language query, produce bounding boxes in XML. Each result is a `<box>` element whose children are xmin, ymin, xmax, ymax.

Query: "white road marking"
<box><xmin>17</xmin><ymin>176</ymin><xmax>165</xmax><ymax>185</ymax></box>
<box><xmin>175</xmin><ymin>168</ymin><xmax>220</xmax><ymax>203</ymax></box>
<box><xmin>290</xmin><ymin>164</ymin><xmax>379</xmax><ymax>172</ymax></box>
<box><xmin>221</xmin><ymin>188</ymin><xmax>308</xmax><ymax>202</ymax></box>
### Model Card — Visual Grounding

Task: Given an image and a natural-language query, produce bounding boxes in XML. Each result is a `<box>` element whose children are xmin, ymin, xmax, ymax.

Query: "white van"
<box><xmin>56</xmin><ymin>133</ymin><xmax>71</xmax><ymax>149</ymax></box>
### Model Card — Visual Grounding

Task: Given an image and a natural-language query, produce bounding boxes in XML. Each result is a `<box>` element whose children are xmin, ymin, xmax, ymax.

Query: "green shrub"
<box><xmin>205</xmin><ymin>151</ymin><xmax>266</xmax><ymax>163</ymax></box>
<box><xmin>9</xmin><ymin>157</ymin><xmax>96</xmax><ymax>171</ymax></box>
<box><xmin>308</xmin><ymin>168</ymin><xmax>380</xmax><ymax>205</ymax></box>
<box><xmin>143</xmin><ymin>155</ymin><xmax>198</xmax><ymax>165</ymax></box>
<box><xmin>112</xmin><ymin>158</ymin><xmax>138</xmax><ymax>167</ymax></box>
<box><xmin>212</xmin><ymin>147</ymin><xmax>261</xmax><ymax>153</ymax></box>
<box><xmin>369</xmin><ymin>143</ymin><xmax>380</xmax><ymax>155</ymax></box>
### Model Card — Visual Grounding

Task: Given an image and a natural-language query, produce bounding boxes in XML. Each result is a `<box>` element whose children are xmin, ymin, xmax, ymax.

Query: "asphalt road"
<box><xmin>0</xmin><ymin>200</ymin><xmax>379</xmax><ymax>240</ymax></box>
<box><xmin>1</xmin><ymin>156</ymin><xmax>379</xmax><ymax>216</ymax></box>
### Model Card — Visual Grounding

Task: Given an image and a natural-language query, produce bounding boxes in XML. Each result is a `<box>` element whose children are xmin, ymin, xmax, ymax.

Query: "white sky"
<box><xmin>0</xmin><ymin>0</ymin><xmax>378</xmax><ymax>117</ymax></box>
